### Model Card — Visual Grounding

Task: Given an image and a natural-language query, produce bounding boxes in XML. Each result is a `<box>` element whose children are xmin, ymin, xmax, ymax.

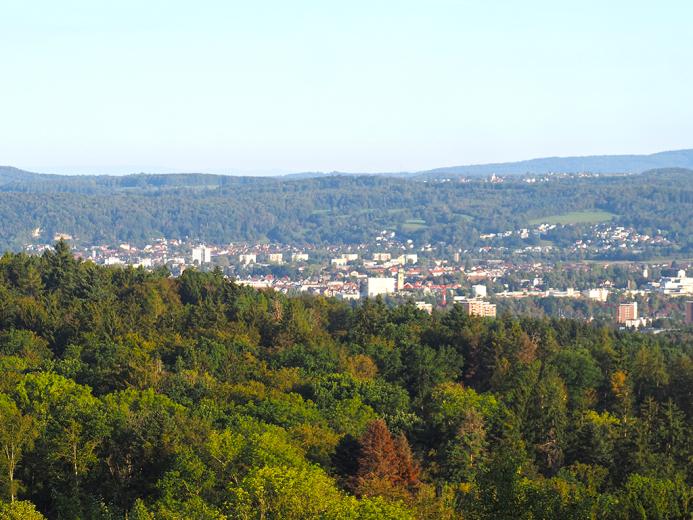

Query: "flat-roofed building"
<box><xmin>658</xmin><ymin>270</ymin><xmax>693</xmax><ymax>296</ymax></box>
<box><xmin>192</xmin><ymin>245</ymin><xmax>212</xmax><ymax>264</ymax></box>
<box><xmin>365</xmin><ymin>277</ymin><xmax>396</xmax><ymax>298</ymax></box>
<box><xmin>583</xmin><ymin>288</ymin><xmax>609</xmax><ymax>302</ymax></box>
<box><xmin>617</xmin><ymin>302</ymin><xmax>637</xmax><ymax>324</ymax></box>
<box><xmin>457</xmin><ymin>298</ymin><xmax>496</xmax><ymax>318</ymax></box>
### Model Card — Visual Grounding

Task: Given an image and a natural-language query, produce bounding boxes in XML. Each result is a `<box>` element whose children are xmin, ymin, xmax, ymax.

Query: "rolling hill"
<box><xmin>5</xmin><ymin>148</ymin><xmax>693</xmax><ymax>184</ymax></box>
<box><xmin>413</xmin><ymin>148</ymin><xmax>693</xmax><ymax>178</ymax></box>
<box><xmin>0</xmin><ymin>163</ymin><xmax>690</xmax><ymax>256</ymax></box>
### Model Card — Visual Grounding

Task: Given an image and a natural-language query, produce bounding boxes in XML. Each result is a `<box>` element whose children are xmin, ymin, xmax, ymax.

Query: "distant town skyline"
<box><xmin>2</xmin><ymin>1</ymin><xmax>692</xmax><ymax>175</ymax></box>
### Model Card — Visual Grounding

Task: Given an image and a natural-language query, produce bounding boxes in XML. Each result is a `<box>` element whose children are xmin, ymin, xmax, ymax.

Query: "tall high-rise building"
<box><xmin>617</xmin><ymin>302</ymin><xmax>637</xmax><ymax>324</ymax></box>
<box><xmin>192</xmin><ymin>245</ymin><xmax>212</xmax><ymax>264</ymax></box>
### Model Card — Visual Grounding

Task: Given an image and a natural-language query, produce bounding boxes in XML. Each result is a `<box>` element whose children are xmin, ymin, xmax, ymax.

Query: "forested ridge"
<box><xmin>0</xmin><ymin>167</ymin><xmax>691</xmax><ymax>254</ymax></box>
<box><xmin>0</xmin><ymin>242</ymin><xmax>690</xmax><ymax>519</ymax></box>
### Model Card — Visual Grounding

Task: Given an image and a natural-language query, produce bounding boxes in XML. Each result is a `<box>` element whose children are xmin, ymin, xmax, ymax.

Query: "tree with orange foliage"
<box><xmin>394</xmin><ymin>432</ymin><xmax>421</xmax><ymax>493</ymax></box>
<box><xmin>352</xmin><ymin>419</ymin><xmax>420</xmax><ymax>500</ymax></box>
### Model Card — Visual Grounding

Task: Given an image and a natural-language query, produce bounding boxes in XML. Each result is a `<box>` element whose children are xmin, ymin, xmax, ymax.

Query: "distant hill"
<box><xmin>0</xmin><ymin>166</ymin><xmax>45</xmax><ymax>184</ymax></box>
<box><xmin>0</xmin><ymin>162</ymin><xmax>690</xmax><ymax>256</ymax></box>
<box><xmin>4</xmin><ymin>148</ymin><xmax>693</xmax><ymax>183</ymax></box>
<box><xmin>0</xmin><ymin>150</ymin><xmax>691</xmax><ymax>256</ymax></box>
<box><xmin>412</xmin><ymin>149</ymin><xmax>693</xmax><ymax>178</ymax></box>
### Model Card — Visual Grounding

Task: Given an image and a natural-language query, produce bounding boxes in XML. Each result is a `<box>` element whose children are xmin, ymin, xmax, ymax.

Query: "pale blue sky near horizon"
<box><xmin>1</xmin><ymin>1</ymin><xmax>692</xmax><ymax>175</ymax></box>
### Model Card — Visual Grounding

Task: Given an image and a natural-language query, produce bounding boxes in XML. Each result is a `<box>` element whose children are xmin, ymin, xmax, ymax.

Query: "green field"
<box><xmin>402</xmin><ymin>218</ymin><xmax>428</xmax><ymax>232</ymax></box>
<box><xmin>454</xmin><ymin>212</ymin><xmax>474</xmax><ymax>222</ymax></box>
<box><xmin>529</xmin><ymin>210</ymin><xmax>617</xmax><ymax>225</ymax></box>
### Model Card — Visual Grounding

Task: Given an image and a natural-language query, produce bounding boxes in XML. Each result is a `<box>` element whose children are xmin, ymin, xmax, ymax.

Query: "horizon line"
<box><xmin>3</xmin><ymin>146</ymin><xmax>692</xmax><ymax>178</ymax></box>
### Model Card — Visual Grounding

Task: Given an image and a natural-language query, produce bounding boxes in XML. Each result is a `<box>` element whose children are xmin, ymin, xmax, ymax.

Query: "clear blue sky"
<box><xmin>1</xmin><ymin>1</ymin><xmax>692</xmax><ymax>174</ymax></box>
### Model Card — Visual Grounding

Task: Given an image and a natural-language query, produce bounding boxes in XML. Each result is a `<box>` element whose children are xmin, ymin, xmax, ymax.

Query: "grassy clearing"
<box><xmin>455</xmin><ymin>213</ymin><xmax>474</xmax><ymax>222</ymax></box>
<box><xmin>529</xmin><ymin>210</ymin><xmax>617</xmax><ymax>226</ymax></box>
<box><xmin>402</xmin><ymin>219</ymin><xmax>428</xmax><ymax>232</ymax></box>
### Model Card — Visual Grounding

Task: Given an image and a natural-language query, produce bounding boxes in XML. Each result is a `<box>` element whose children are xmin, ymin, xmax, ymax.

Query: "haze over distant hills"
<box><xmin>279</xmin><ymin>149</ymin><xmax>693</xmax><ymax>179</ymax></box>
<box><xmin>411</xmin><ymin>148</ymin><xmax>693</xmax><ymax>179</ymax></box>
<box><xmin>2</xmin><ymin>148</ymin><xmax>693</xmax><ymax>181</ymax></box>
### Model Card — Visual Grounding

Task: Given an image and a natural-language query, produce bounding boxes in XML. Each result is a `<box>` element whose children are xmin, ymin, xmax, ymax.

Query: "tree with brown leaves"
<box><xmin>352</xmin><ymin>419</ymin><xmax>420</xmax><ymax>500</ymax></box>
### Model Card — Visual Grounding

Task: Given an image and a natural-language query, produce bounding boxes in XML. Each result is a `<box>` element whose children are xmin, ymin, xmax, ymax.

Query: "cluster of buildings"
<box><xmin>616</xmin><ymin>297</ymin><xmax>693</xmax><ymax>329</ymax></box>
<box><xmin>496</xmin><ymin>287</ymin><xmax>609</xmax><ymax>301</ymax></box>
<box><xmin>228</xmin><ymin>247</ymin><xmax>502</xmax><ymax>317</ymax></box>
<box><xmin>569</xmin><ymin>225</ymin><xmax>673</xmax><ymax>256</ymax></box>
<box><xmin>480</xmin><ymin>226</ymin><xmax>550</xmax><ymax>241</ymax></box>
<box><xmin>470</xmin><ymin>221</ymin><xmax>677</xmax><ymax>261</ymax></box>
<box><xmin>22</xmin><ymin>234</ymin><xmax>693</xmax><ymax>326</ymax></box>
<box><xmin>648</xmin><ymin>270</ymin><xmax>693</xmax><ymax>296</ymax></box>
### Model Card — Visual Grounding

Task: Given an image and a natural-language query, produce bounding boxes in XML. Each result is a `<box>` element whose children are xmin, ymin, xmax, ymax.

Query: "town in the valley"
<box><xmin>23</xmin><ymin>229</ymin><xmax>693</xmax><ymax>330</ymax></box>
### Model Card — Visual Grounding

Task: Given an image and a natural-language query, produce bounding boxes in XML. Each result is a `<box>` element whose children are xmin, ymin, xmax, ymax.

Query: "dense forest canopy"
<box><xmin>0</xmin><ymin>243</ymin><xmax>690</xmax><ymax>518</ymax></box>
<box><xmin>0</xmin><ymin>167</ymin><xmax>691</xmax><ymax>255</ymax></box>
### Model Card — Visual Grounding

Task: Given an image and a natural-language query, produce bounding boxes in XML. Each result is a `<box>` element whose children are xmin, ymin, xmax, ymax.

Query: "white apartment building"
<box><xmin>192</xmin><ymin>245</ymin><xmax>212</xmax><ymax>264</ymax></box>
<box><xmin>365</xmin><ymin>277</ymin><xmax>396</xmax><ymax>298</ymax></box>
<box><xmin>583</xmin><ymin>288</ymin><xmax>609</xmax><ymax>302</ymax></box>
